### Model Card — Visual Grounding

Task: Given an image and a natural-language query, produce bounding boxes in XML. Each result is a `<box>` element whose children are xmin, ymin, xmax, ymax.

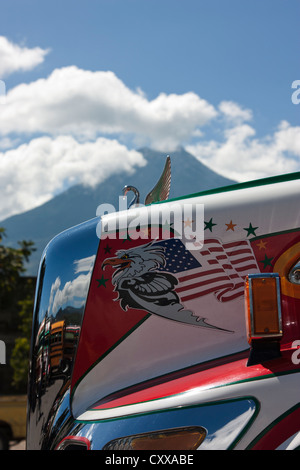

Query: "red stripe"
<box><xmin>181</xmin><ymin>283</ymin><xmax>233</xmax><ymax>301</ymax></box>
<box><xmin>90</xmin><ymin>350</ymin><xmax>299</xmax><ymax>413</ymax></box>
<box><xmin>230</xmin><ymin>256</ymin><xmax>256</xmax><ymax>265</ymax></box>
<box><xmin>178</xmin><ymin>268</ymin><xmax>222</xmax><ymax>282</ymax></box>
<box><xmin>205</xmin><ymin>238</ymin><xmax>222</xmax><ymax>245</ymax></box>
<box><xmin>235</xmin><ymin>263</ymin><xmax>258</xmax><ymax>272</ymax></box>
<box><xmin>176</xmin><ymin>276</ymin><xmax>231</xmax><ymax>293</ymax></box>
<box><xmin>222</xmin><ymin>264</ymin><xmax>234</xmax><ymax>269</ymax></box>
<box><xmin>227</xmin><ymin>249</ymin><xmax>253</xmax><ymax>257</ymax></box>
<box><xmin>223</xmin><ymin>240</ymin><xmax>249</xmax><ymax>248</ymax></box>
<box><xmin>229</xmin><ymin>273</ymin><xmax>240</xmax><ymax>279</ymax></box>
<box><xmin>207</xmin><ymin>247</ymin><xmax>224</xmax><ymax>253</ymax></box>
<box><xmin>217</xmin><ymin>287</ymin><xmax>244</xmax><ymax>302</ymax></box>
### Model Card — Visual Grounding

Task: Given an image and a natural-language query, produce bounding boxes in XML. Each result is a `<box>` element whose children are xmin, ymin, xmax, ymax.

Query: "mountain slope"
<box><xmin>1</xmin><ymin>147</ymin><xmax>236</xmax><ymax>275</ymax></box>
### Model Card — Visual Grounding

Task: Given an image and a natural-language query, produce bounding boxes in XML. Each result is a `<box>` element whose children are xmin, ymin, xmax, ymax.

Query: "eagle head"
<box><xmin>102</xmin><ymin>242</ymin><xmax>165</xmax><ymax>284</ymax></box>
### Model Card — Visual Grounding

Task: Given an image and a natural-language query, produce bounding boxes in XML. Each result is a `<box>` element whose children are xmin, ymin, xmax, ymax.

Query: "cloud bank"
<box><xmin>0</xmin><ymin>136</ymin><xmax>145</xmax><ymax>220</ymax></box>
<box><xmin>0</xmin><ymin>66</ymin><xmax>217</xmax><ymax>150</ymax></box>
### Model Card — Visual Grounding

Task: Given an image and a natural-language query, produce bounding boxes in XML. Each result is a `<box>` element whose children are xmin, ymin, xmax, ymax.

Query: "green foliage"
<box><xmin>10</xmin><ymin>337</ymin><xmax>31</xmax><ymax>390</ymax></box>
<box><xmin>10</xmin><ymin>297</ymin><xmax>34</xmax><ymax>390</ymax></box>
<box><xmin>0</xmin><ymin>228</ymin><xmax>35</xmax><ymax>391</ymax></box>
<box><xmin>0</xmin><ymin>228</ymin><xmax>34</xmax><ymax>303</ymax></box>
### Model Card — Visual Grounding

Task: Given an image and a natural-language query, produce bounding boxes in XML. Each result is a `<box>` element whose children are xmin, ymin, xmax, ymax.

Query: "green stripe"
<box><xmin>152</xmin><ymin>171</ymin><xmax>300</xmax><ymax>206</ymax></box>
<box><xmin>251</xmin><ymin>226</ymin><xmax>300</xmax><ymax>241</ymax></box>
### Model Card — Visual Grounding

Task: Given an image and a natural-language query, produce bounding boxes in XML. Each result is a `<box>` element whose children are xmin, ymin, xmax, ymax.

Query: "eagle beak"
<box><xmin>102</xmin><ymin>257</ymin><xmax>132</xmax><ymax>270</ymax></box>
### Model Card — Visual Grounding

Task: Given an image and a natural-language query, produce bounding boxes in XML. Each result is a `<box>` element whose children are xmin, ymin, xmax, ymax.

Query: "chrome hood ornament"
<box><xmin>122</xmin><ymin>155</ymin><xmax>171</xmax><ymax>209</ymax></box>
<box><xmin>122</xmin><ymin>185</ymin><xmax>140</xmax><ymax>209</ymax></box>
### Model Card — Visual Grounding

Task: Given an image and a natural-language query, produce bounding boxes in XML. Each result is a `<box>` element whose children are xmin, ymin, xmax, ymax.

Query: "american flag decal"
<box><xmin>157</xmin><ymin>238</ymin><xmax>259</xmax><ymax>303</ymax></box>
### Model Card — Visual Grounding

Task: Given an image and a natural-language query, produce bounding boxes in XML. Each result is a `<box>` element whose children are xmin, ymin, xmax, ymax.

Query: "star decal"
<box><xmin>225</xmin><ymin>220</ymin><xmax>237</xmax><ymax>231</ymax></box>
<box><xmin>243</xmin><ymin>222</ymin><xmax>258</xmax><ymax>237</ymax></box>
<box><xmin>256</xmin><ymin>239</ymin><xmax>267</xmax><ymax>250</ymax></box>
<box><xmin>97</xmin><ymin>275</ymin><xmax>109</xmax><ymax>287</ymax></box>
<box><xmin>162</xmin><ymin>220</ymin><xmax>174</xmax><ymax>231</ymax></box>
<box><xmin>122</xmin><ymin>231</ymin><xmax>132</xmax><ymax>243</ymax></box>
<box><xmin>204</xmin><ymin>217</ymin><xmax>217</xmax><ymax>232</ymax></box>
<box><xmin>259</xmin><ymin>254</ymin><xmax>273</xmax><ymax>269</ymax></box>
<box><xmin>104</xmin><ymin>244</ymin><xmax>112</xmax><ymax>254</ymax></box>
<box><xmin>141</xmin><ymin>227</ymin><xmax>150</xmax><ymax>238</ymax></box>
<box><xmin>184</xmin><ymin>218</ymin><xmax>193</xmax><ymax>228</ymax></box>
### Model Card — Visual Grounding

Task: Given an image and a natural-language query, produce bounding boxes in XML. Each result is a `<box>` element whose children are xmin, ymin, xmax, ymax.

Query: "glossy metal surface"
<box><xmin>27</xmin><ymin>172</ymin><xmax>300</xmax><ymax>450</ymax></box>
<box><xmin>122</xmin><ymin>155</ymin><xmax>171</xmax><ymax>209</ymax></box>
<box><xmin>289</xmin><ymin>259</ymin><xmax>300</xmax><ymax>284</ymax></box>
<box><xmin>122</xmin><ymin>185</ymin><xmax>140</xmax><ymax>208</ymax></box>
<box><xmin>145</xmin><ymin>155</ymin><xmax>171</xmax><ymax>205</ymax></box>
<box><xmin>54</xmin><ymin>398</ymin><xmax>257</xmax><ymax>450</ymax></box>
<box><xmin>26</xmin><ymin>217</ymin><xmax>99</xmax><ymax>450</ymax></box>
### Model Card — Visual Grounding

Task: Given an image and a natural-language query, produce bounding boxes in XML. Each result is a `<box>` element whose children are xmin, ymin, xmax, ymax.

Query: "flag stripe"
<box><xmin>169</xmin><ymin>237</ymin><xmax>259</xmax><ymax>303</ymax></box>
<box><xmin>178</xmin><ymin>268</ymin><xmax>223</xmax><ymax>283</ymax></box>
<box><xmin>227</xmin><ymin>249</ymin><xmax>253</xmax><ymax>257</ymax></box>
<box><xmin>223</xmin><ymin>240</ymin><xmax>249</xmax><ymax>248</ymax></box>
<box><xmin>176</xmin><ymin>275</ymin><xmax>231</xmax><ymax>293</ymax></box>
<box><xmin>235</xmin><ymin>263</ymin><xmax>258</xmax><ymax>272</ymax></box>
<box><xmin>231</xmin><ymin>256</ymin><xmax>256</xmax><ymax>265</ymax></box>
<box><xmin>181</xmin><ymin>284</ymin><xmax>233</xmax><ymax>302</ymax></box>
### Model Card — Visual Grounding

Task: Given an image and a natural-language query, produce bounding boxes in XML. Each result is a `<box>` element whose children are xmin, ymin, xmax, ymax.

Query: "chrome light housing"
<box><xmin>289</xmin><ymin>260</ymin><xmax>300</xmax><ymax>284</ymax></box>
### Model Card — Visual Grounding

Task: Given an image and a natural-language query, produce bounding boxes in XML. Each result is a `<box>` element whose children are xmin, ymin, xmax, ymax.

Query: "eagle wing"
<box><xmin>129</xmin><ymin>272</ymin><xmax>177</xmax><ymax>295</ymax></box>
<box><xmin>117</xmin><ymin>272</ymin><xmax>179</xmax><ymax>311</ymax></box>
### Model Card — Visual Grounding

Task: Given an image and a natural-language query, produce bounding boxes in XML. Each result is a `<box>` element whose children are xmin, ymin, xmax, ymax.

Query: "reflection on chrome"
<box><xmin>199</xmin><ymin>407</ymin><xmax>255</xmax><ymax>449</ymax></box>
<box><xmin>34</xmin><ymin>255</ymin><xmax>96</xmax><ymax>392</ymax></box>
<box><xmin>289</xmin><ymin>259</ymin><xmax>300</xmax><ymax>284</ymax></box>
<box><xmin>69</xmin><ymin>398</ymin><xmax>257</xmax><ymax>451</ymax></box>
<box><xmin>48</xmin><ymin>255</ymin><xmax>96</xmax><ymax>316</ymax></box>
<box><xmin>27</xmin><ymin>218</ymin><xmax>99</xmax><ymax>450</ymax></box>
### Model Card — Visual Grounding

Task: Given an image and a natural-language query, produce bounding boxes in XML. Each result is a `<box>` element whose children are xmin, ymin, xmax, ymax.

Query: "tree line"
<box><xmin>0</xmin><ymin>227</ymin><xmax>35</xmax><ymax>392</ymax></box>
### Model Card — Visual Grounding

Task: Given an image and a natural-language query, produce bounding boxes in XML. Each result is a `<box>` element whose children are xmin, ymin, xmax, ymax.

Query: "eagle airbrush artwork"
<box><xmin>101</xmin><ymin>235</ymin><xmax>258</xmax><ymax>331</ymax></box>
<box><xmin>101</xmin><ymin>238</ymin><xmax>213</xmax><ymax>328</ymax></box>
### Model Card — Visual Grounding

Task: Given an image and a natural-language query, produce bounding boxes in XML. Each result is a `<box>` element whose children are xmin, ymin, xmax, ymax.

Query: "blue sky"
<box><xmin>0</xmin><ymin>0</ymin><xmax>299</xmax><ymax>220</ymax></box>
<box><xmin>2</xmin><ymin>0</ymin><xmax>298</xmax><ymax>128</ymax></box>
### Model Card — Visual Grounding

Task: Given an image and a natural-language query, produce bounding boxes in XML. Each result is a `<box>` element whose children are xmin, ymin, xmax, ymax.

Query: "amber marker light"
<box><xmin>102</xmin><ymin>426</ymin><xmax>207</xmax><ymax>450</ymax></box>
<box><xmin>245</xmin><ymin>273</ymin><xmax>283</xmax><ymax>344</ymax></box>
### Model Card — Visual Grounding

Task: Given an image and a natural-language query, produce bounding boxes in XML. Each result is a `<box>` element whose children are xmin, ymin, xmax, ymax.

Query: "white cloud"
<box><xmin>0</xmin><ymin>135</ymin><xmax>146</xmax><ymax>221</ymax></box>
<box><xmin>48</xmin><ymin>255</ymin><xmax>96</xmax><ymax>315</ymax></box>
<box><xmin>0</xmin><ymin>66</ymin><xmax>217</xmax><ymax>149</ymax></box>
<box><xmin>187</xmin><ymin>120</ymin><xmax>300</xmax><ymax>182</ymax></box>
<box><xmin>0</xmin><ymin>36</ymin><xmax>50</xmax><ymax>77</ymax></box>
<box><xmin>219</xmin><ymin>100</ymin><xmax>253</xmax><ymax>123</ymax></box>
<box><xmin>74</xmin><ymin>255</ymin><xmax>96</xmax><ymax>275</ymax></box>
